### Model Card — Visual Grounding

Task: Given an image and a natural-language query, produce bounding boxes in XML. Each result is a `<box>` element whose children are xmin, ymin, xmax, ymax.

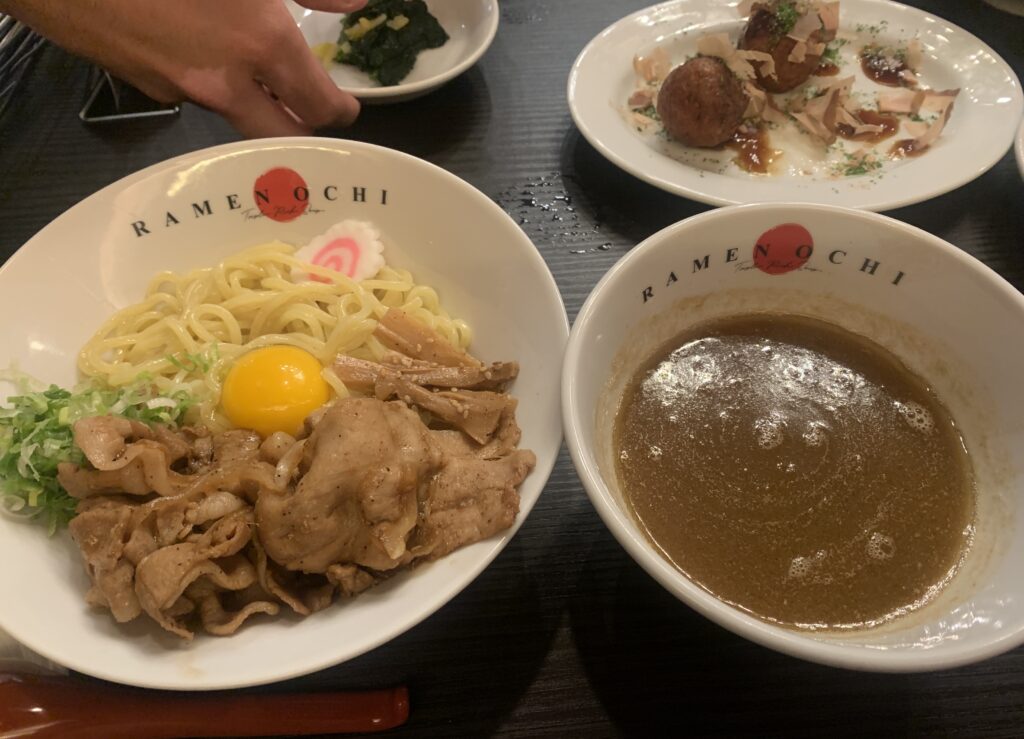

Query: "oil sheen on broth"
<box><xmin>614</xmin><ymin>314</ymin><xmax>975</xmax><ymax>630</ymax></box>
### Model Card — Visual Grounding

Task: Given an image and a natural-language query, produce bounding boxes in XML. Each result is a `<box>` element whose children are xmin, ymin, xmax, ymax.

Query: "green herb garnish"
<box><xmin>773</xmin><ymin>1</ymin><xmax>802</xmax><ymax>36</ymax></box>
<box><xmin>855</xmin><ymin>20</ymin><xmax>889</xmax><ymax>35</ymax></box>
<box><xmin>843</xmin><ymin>162</ymin><xmax>877</xmax><ymax>176</ymax></box>
<box><xmin>334</xmin><ymin>0</ymin><xmax>449</xmax><ymax>87</ymax></box>
<box><xmin>639</xmin><ymin>104</ymin><xmax>660</xmax><ymax>120</ymax></box>
<box><xmin>0</xmin><ymin>375</ymin><xmax>194</xmax><ymax>532</ymax></box>
<box><xmin>821</xmin><ymin>38</ymin><xmax>848</xmax><ymax>65</ymax></box>
<box><xmin>838</xmin><ymin>151</ymin><xmax>883</xmax><ymax>177</ymax></box>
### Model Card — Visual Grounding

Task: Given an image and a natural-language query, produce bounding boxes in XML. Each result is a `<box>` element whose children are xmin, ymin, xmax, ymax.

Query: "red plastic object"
<box><xmin>0</xmin><ymin>672</ymin><xmax>409</xmax><ymax>738</ymax></box>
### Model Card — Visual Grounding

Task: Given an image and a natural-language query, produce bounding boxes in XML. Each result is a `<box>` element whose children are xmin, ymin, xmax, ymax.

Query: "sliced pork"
<box><xmin>63</xmin><ymin>315</ymin><xmax>533</xmax><ymax>640</ymax></box>
<box><xmin>255</xmin><ymin>396</ymin><xmax>535</xmax><ymax>580</ymax></box>
<box><xmin>409</xmin><ymin>449</ymin><xmax>535</xmax><ymax>560</ymax></box>
<box><xmin>257</xmin><ymin>398</ymin><xmax>440</xmax><ymax>573</ymax></box>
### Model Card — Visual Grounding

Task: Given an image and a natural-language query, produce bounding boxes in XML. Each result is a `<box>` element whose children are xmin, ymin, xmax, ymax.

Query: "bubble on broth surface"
<box><xmin>646</xmin><ymin>344</ymin><xmax>722</xmax><ymax>406</ymax></box>
<box><xmin>788</xmin><ymin>557</ymin><xmax>811</xmax><ymax>580</ymax></box>
<box><xmin>788</xmin><ymin>549</ymin><xmax>827</xmax><ymax>580</ymax></box>
<box><xmin>897</xmin><ymin>401</ymin><xmax>934</xmax><ymax>434</ymax></box>
<box><xmin>802</xmin><ymin>421</ymin><xmax>828</xmax><ymax>447</ymax></box>
<box><xmin>867</xmin><ymin>531</ymin><xmax>896</xmax><ymax>561</ymax></box>
<box><xmin>754</xmin><ymin>413</ymin><xmax>785</xmax><ymax>449</ymax></box>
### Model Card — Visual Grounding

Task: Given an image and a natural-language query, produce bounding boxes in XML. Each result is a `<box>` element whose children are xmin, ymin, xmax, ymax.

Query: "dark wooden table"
<box><xmin>1</xmin><ymin>1</ymin><xmax>1023</xmax><ymax>736</ymax></box>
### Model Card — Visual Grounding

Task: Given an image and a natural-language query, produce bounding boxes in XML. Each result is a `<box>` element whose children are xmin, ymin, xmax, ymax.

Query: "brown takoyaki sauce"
<box><xmin>860</xmin><ymin>46</ymin><xmax>911</xmax><ymax>87</ymax></box>
<box><xmin>726</xmin><ymin>127</ymin><xmax>778</xmax><ymax>174</ymax></box>
<box><xmin>837</xmin><ymin>109</ymin><xmax>899</xmax><ymax>143</ymax></box>
<box><xmin>889</xmin><ymin>138</ymin><xmax>928</xmax><ymax>158</ymax></box>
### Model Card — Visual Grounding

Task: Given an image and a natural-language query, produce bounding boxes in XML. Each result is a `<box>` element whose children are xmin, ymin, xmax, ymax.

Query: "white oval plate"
<box><xmin>0</xmin><ymin>138</ymin><xmax>567</xmax><ymax>690</ymax></box>
<box><xmin>288</xmin><ymin>0</ymin><xmax>498</xmax><ymax>103</ymax></box>
<box><xmin>568</xmin><ymin>0</ymin><xmax>1023</xmax><ymax>210</ymax></box>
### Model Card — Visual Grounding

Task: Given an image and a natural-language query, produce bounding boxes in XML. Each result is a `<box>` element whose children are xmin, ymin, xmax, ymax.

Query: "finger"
<box><xmin>218</xmin><ymin>79</ymin><xmax>312</xmax><ymax>138</ymax></box>
<box><xmin>294</xmin><ymin>0</ymin><xmax>368</xmax><ymax>12</ymax></box>
<box><xmin>257</xmin><ymin>39</ymin><xmax>361</xmax><ymax>129</ymax></box>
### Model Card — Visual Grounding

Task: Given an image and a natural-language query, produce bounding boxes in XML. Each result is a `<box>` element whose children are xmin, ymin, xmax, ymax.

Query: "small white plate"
<box><xmin>288</xmin><ymin>0</ymin><xmax>498</xmax><ymax>103</ymax></box>
<box><xmin>0</xmin><ymin>138</ymin><xmax>567</xmax><ymax>689</ymax></box>
<box><xmin>568</xmin><ymin>0</ymin><xmax>1023</xmax><ymax>210</ymax></box>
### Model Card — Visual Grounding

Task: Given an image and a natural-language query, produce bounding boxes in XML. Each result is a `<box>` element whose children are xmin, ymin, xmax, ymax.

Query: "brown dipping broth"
<box><xmin>614</xmin><ymin>314</ymin><xmax>975</xmax><ymax>631</ymax></box>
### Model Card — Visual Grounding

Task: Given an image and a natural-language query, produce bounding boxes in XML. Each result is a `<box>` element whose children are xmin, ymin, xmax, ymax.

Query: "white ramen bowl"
<box><xmin>0</xmin><ymin>138</ymin><xmax>567</xmax><ymax>689</ymax></box>
<box><xmin>287</xmin><ymin>0</ymin><xmax>499</xmax><ymax>103</ymax></box>
<box><xmin>563</xmin><ymin>203</ymin><xmax>1024</xmax><ymax>672</ymax></box>
<box><xmin>1016</xmin><ymin>119</ymin><xmax>1024</xmax><ymax>180</ymax></box>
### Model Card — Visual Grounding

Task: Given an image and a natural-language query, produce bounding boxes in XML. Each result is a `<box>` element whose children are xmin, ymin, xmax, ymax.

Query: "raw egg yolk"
<box><xmin>221</xmin><ymin>346</ymin><xmax>330</xmax><ymax>437</ymax></box>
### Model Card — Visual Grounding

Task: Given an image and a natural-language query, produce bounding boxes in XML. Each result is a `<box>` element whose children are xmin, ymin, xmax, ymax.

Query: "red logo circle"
<box><xmin>753</xmin><ymin>223</ymin><xmax>814</xmax><ymax>275</ymax></box>
<box><xmin>253</xmin><ymin>167</ymin><xmax>309</xmax><ymax>222</ymax></box>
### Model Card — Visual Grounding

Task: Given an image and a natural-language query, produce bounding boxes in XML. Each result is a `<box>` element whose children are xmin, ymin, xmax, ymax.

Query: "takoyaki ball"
<box><xmin>740</xmin><ymin>2</ymin><xmax>823</xmax><ymax>93</ymax></box>
<box><xmin>656</xmin><ymin>56</ymin><xmax>748</xmax><ymax>148</ymax></box>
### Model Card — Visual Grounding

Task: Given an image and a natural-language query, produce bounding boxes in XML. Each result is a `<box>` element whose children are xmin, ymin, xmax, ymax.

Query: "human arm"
<box><xmin>0</xmin><ymin>0</ymin><xmax>368</xmax><ymax>137</ymax></box>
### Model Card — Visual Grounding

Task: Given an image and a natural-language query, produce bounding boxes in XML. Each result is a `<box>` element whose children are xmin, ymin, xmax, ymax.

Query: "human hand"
<box><xmin>1</xmin><ymin>0</ymin><xmax>368</xmax><ymax>137</ymax></box>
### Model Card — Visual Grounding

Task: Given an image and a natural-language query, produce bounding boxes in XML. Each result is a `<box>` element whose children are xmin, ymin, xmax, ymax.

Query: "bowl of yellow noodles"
<box><xmin>0</xmin><ymin>138</ymin><xmax>567</xmax><ymax>689</ymax></box>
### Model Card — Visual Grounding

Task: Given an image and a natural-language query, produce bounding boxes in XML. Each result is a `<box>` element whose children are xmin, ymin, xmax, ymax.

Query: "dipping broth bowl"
<box><xmin>563</xmin><ymin>203</ymin><xmax>1024</xmax><ymax>672</ymax></box>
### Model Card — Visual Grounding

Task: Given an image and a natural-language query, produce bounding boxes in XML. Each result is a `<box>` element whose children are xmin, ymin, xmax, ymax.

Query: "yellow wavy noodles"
<box><xmin>78</xmin><ymin>241</ymin><xmax>472</xmax><ymax>429</ymax></box>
